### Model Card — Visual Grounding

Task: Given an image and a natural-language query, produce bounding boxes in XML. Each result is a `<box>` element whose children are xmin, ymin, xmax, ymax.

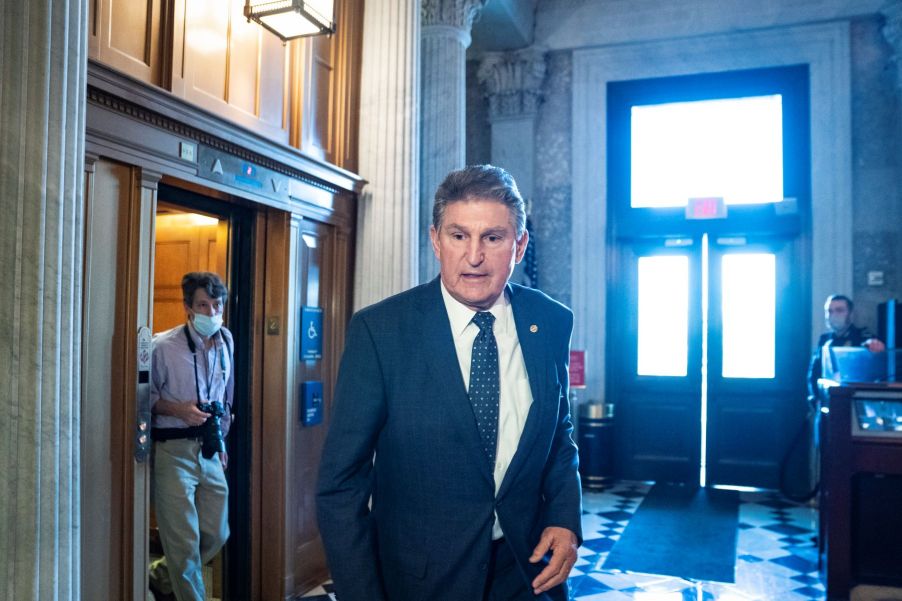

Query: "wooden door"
<box><xmin>153</xmin><ymin>208</ymin><xmax>229</xmax><ymax>333</ymax></box>
<box><xmin>260</xmin><ymin>210</ymin><xmax>355</xmax><ymax>599</ymax></box>
<box><xmin>81</xmin><ymin>159</ymin><xmax>157</xmax><ymax>601</ymax></box>
<box><xmin>609</xmin><ymin>234</ymin><xmax>808</xmax><ymax>488</ymax></box>
<box><xmin>705</xmin><ymin>235</ymin><xmax>808</xmax><ymax>487</ymax></box>
<box><xmin>288</xmin><ymin>218</ymin><xmax>335</xmax><ymax>590</ymax></box>
<box><xmin>610</xmin><ymin>239</ymin><xmax>703</xmax><ymax>484</ymax></box>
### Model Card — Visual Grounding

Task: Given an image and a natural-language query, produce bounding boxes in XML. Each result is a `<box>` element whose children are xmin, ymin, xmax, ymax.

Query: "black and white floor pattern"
<box><xmin>301</xmin><ymin>481</ymin><xmax>824</xmax><ymax>600</ymax></box>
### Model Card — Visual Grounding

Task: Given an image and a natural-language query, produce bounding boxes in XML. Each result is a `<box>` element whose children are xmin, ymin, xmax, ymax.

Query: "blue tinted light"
<box><xmin>631</xmin><ymin>95</ymin><xmax>784</xmax><ymax>208</ymax></box>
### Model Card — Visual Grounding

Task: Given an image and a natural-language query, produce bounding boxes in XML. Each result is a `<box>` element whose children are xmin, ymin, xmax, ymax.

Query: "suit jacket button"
<box><xmin>481</xmin><ymin>562</ymin><xmax>488</xmax><ymax>571</ymax></box>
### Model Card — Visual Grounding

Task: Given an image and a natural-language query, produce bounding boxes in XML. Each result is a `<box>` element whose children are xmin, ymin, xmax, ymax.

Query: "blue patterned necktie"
<box><xmin>469</xmin><ymin>311</ymin><xmax>500</xmax><ymax>467</ymax></box>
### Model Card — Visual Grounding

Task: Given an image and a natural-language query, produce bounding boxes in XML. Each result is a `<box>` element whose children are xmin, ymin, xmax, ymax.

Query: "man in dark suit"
<box><xmin>316</xmin><ymin>165</ymin><xmax>582</xmax><ymax>601</ymax></box>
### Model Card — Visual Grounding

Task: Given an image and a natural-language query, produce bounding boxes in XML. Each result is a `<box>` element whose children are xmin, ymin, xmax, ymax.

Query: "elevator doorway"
<box><xmin>150</xmin><ymin>183</ymin><xmax>255</xmax><ymax>601</ymax></box>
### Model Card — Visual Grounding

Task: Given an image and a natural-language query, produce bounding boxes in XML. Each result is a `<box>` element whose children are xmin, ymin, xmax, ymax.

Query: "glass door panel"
<box><xmin>637</xmin><ymin>255</ymin><xmax>689</xmax><ymax>376</ymax></box>
<box><xmin>609</xmin><ymin>244</ymin><xmax>701</xmax><ymax>485</ymax></box>
<box><xmin>611</xmin><ymin>237</ymin><xmax>807</xmax><ymax>488</ymax></box>
<box><xmin>721</xmin><ymin>253</ymin><xmax>776</xmax><ymax>379</ymax></box>
<box><xmin>705</xmin><ymin>239</ymin><xmax>807</xmax><ymax>487</ymax></box>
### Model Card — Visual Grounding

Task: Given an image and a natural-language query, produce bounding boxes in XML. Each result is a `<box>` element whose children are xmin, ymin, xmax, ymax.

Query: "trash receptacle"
<box><xmin>578</xmin><ymin>402</ymin><xmax>615</xmax><ymax>490</ymax></box>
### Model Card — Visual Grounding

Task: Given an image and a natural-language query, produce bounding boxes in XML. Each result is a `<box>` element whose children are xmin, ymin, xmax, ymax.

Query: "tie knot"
<box><xmin>472</xmin><ymin>311</ymin><xmax>495</xmax><ymax>333</ymax></box>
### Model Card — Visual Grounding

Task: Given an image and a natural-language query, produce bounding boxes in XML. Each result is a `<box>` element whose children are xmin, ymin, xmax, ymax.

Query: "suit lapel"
<box><xmin>417</xmin><ymin>279</ymin><xmax>494</xmax><ymax>485</ymax></box>
<box><xmin>498</xmin><ymin>284</ymin><xmax>556</xmax><ymax>498</ymax></box>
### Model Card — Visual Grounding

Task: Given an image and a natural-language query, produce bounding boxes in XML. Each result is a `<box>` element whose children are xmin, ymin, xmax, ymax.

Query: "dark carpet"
<box><xmin>601</xmin><ymin>482</ymin><xmax>739</xmax><ymax>583</ymax></box>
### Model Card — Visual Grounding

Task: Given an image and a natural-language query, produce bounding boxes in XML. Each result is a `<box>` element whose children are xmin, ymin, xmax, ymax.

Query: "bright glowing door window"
<box><xmin>721</xmin><ymin>253</ymin><xmax>776</xmax><ymax>378</ymax></box>
<box><xmin>631</xmin><ymin>95</ymin><xmax>784</xmax><ymax>208</ymax></box>
<box><xmin>637</xmin><ymin>256</ymin><xmax>689</xmax><ymax>376</ymax></box>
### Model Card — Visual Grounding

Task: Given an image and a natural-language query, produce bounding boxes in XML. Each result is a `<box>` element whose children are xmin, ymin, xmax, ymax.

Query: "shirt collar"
<box><xmin>439</xmin><ymin>279</ymin><xmax>510</xmax><ymax>338</ymax></box>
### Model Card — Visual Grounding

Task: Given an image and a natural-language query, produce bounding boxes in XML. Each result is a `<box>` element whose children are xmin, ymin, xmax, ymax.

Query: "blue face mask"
<box><xmin>193</xmin><ymin>313</ymin><xmax>223</xmax><ymax>337</ymax></box>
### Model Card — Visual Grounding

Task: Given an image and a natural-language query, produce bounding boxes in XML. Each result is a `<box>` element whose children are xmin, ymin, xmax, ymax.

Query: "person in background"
<box><xmin>148</xmin><ymin>272</ymin><xmax>234</xmax><ymax>601</ymax></box>
<box><xmin>317</xmin><ymin>165</ymin><xmax>582</xmax><ymax>601</ymax></box>
<box><xmin>807</xmin><ymin>294</ymin><xmax>885</xmax><ymax>401</ymax></box>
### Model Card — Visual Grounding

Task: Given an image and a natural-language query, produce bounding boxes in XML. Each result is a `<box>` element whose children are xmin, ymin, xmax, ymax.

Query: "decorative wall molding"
<box><xmin>572</xmin><ymin>21</ymin><xmax>852</xmax><ymax>402</ymax></box>
<box><xmin>422</xmin><ymin>0</ymin><xmax>485</xmax><ymax>31</ymax></box>
<box><xmin>86</xmin><ymin>71</ymin><xmax>360</xmax><ymax>196</ymax></box>
<box><xmin>477</xmin><ymin>47</ymin><xmax>547</xmax><ymax>121</ymax></box>
<box><xmin>537</xmin><ymin>0</ymin><xmax>882</xmax><ymax>50</ymax></box>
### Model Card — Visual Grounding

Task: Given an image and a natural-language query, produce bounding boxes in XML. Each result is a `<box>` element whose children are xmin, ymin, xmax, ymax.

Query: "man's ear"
<box><xmin>429</xmin><ymin>225</ymin><xmax>441</xmax><ymax>259</ymax></box>
<box><xmin>514</xmin><ymin>229</ymin><xmax>529</xmax><ymax>264</ymax></box>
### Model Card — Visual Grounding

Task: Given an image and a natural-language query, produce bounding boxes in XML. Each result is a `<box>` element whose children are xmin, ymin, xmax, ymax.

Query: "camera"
<box><xmin>196</xmin><ymin>401</ymin><xmax>226</xmax><ymax>459</ymax></box>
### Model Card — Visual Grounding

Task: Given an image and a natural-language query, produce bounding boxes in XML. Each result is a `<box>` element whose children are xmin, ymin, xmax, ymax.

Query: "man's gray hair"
<box><xmin>432</xmin><ymin>165</ymin><xmax>527</xmax><ymax>237</ymax></box>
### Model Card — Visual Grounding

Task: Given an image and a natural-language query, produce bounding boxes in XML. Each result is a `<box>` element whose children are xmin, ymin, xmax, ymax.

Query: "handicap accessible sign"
<box><xmin>300</xmin><ymin>306</ymin><xmax>323</xmax><ymax>360</ymax></box>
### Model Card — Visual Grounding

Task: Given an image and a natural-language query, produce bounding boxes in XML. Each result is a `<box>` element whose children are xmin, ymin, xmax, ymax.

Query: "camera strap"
<box><xmin>182</xmin><ymin>323</ymin><xmax>231</xmax><ymax>406</ymax></box>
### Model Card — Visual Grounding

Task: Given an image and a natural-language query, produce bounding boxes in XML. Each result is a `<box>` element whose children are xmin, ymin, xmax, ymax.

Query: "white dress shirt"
<box><xmin>440</xmin><ymin>281</ymin><xmax>534</xmax><ymax>539</ymax></box>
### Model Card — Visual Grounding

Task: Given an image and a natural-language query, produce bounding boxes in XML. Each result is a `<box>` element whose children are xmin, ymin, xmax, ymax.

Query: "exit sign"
<box><xmin>686</xmin><ymin>196</ymin><xmax>727</xmax><ymax>220</ymax></box>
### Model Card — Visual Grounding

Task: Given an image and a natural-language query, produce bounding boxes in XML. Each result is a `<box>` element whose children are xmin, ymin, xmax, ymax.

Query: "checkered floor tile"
<box><xmin>300</xmin><ymin>481</ymin><xmax>824</xmax><ymax>600</ymax></box>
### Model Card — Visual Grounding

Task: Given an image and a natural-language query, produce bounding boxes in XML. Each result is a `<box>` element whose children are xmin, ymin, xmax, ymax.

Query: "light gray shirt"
<box><xmin>150</xmin><ymin>321</ymin><xmax>234</xmax><ymax>433</ymax></box>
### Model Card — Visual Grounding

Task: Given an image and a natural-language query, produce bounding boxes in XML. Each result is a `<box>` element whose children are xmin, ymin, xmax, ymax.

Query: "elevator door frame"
<box><xmin>154</xmin><ymin>181</ymin><xmax>258</xmax><ymax>601</ymax></box>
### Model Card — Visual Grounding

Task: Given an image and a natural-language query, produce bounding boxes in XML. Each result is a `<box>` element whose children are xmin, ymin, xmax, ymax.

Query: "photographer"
<box><xmin>148</xmin><ymin>272</ymin><xmax>234</xmax><ymax>601</ymax></box>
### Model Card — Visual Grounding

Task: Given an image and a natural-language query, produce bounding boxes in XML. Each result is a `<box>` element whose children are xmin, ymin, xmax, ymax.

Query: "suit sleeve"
<box><xmin>540</xmin><ymin>310</ymin><xmax>583</xmax><ymax>543</ymax></box>
<box><xmin>316</xmin><ymin>313</ymin><xmax>388</xmax><ymax>601</ymax></box>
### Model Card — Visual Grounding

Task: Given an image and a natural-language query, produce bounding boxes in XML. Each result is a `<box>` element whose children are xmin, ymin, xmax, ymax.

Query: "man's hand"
<box><xmin>154</xmin><ymin>398</ymin><xmax>211</xmax><ymax>426</ymax></box>
<box><xmin>219</xmin><ymin>451</ymin><xmax>228</xmax><ymax>470</ymax></box>
<box><xmin>175</xmin><ymin>401</ymin><xmax>211</xmax><ymax>426</ymax></box>
<box><xmin>529</xmin><ymin>526</ymin><xmax>578</xmax><ymax>595</ymax></box>
<box><xmin>864</xmin><ymin>338</ymin><xmax>886</xmax><ymax>353</ymax></box>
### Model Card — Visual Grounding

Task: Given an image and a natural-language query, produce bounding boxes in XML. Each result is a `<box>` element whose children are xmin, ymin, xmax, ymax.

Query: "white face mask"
<box><xmin>827</xmin><ymin>316</ymin><xmax>848</xmax><ymax>333</ymax></box>
<box><xmin>193</xmin><ymin>313</ymin><xmax>223</xmax><ymax>337</ymax></box>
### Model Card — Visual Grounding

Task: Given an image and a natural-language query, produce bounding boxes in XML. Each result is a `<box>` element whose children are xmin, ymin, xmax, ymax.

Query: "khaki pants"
<box><xmin>149</xmin><ymin>439</ymin><xmax>229</xmax><ymax>601</ymax></box>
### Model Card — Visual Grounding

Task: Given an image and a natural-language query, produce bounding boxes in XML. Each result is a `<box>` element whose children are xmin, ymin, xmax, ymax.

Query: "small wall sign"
<box><xmin>569</xmin><ymin>350</ymin><xmax>586</xmax><ymax>389</ymax></box>
<box><xmin>300</xmin><ymin>306</ymin><xmax>323</xmax><ymax>360</ymax></box>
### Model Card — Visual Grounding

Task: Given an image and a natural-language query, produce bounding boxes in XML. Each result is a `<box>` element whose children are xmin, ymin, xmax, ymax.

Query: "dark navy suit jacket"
<box><xmin>316</xmin><ymin>278</ymin><xmax>582</xmax><ymax>601</ymax></box>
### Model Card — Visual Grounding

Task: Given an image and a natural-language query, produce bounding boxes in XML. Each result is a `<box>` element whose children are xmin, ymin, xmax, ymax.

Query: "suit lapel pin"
<box><xmin>530</xmin><ymin>324</ymin><xmax>538</xmax><ymax>333</ymax></box>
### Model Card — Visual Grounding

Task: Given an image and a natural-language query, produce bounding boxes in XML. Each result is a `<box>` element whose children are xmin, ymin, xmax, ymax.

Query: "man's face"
<box><xmin>430</xmin><ymin>198</ymin><xmax>528</xmax><ymax>312</ymax></box>
<box><xmin>185</xmin><ymin>288</ymin><xmax>224</xmax><ymax>320</ymax></box>
<box><xmin>825</xmin><ymin>299</ymin><xmax>851</xmax><ymax>333</ymax></box>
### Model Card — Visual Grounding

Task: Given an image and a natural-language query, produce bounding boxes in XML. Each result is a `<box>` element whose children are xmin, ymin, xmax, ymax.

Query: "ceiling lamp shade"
<box><xmin>244</xmin><ymin>0</ymin><xmax>335</xmax><ymax>41</ymax></box>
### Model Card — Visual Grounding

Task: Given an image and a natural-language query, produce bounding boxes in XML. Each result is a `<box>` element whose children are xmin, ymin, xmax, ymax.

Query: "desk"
<box><xmin>819</xmin><ymin>384</ymin><xmax>902</xmax><ymax>600</ymax></box>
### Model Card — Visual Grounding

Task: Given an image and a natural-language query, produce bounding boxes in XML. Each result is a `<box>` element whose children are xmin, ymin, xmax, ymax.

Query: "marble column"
<box><xmin>0</xmin><ymin>0</ymin><xmax>88</xmax><ymax>599</ymax></box>
<box><xmin>477</xmin><ymin>47</ymin><xmax>546</xmax><ymax>287</ymax></box>
<box><xmin>477</xmin><ymin>46</ymin><xmax>546</xmax><ymax>202</ymax></box>
<box><xmin>419</xmin><ymin>0</ymin><xmax>485</xmax><ymax>283</ymax></box>
<box><xmin>355</xmin><ymin>0</ymin><xmax>420</xmax><ymax>310</ymax></box>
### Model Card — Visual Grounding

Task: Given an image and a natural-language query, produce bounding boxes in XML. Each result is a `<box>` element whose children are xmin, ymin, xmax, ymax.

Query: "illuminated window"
<box><xmin>631</xmin><ymin>95</ymin><xmax>784</xmax><ymax>208</ymax></box>
<box><xmin>638</xmin><ymin>256</ymin><xmax>689</xmax><ymax>376</ymax></box>
<box><xmin>721</xmin><ymin>253</ymin><xmax>776</xmax><ymax>378</ymax></box>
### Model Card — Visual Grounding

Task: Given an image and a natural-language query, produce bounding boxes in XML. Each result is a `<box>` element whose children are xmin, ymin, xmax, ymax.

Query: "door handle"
<box><xmin>135</xmin><ymin>326</ymin><xmax>152</xmax><ymax>463</ymax></box>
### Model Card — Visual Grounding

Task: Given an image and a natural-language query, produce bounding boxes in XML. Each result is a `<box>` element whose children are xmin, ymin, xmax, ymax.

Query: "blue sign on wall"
<box><xmin>300</xmin><ymin>306</ymin><xmax>323</xmax><ymax>360</ymax></box>
<box><xmin>301</xmin><ymin>380</ymin><xmax>324</xmax><ymax>426</ymax></box>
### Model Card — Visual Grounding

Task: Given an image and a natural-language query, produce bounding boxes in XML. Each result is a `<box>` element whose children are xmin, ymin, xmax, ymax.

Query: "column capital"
<box><xmin>477</xmin><ymin>46</ymin><xmax>547</xmax><ymax>121</ymax></box>
<box><xmin>422</xmin><ymin>0</ymin><xmax>485</xmax><ymax>31</ymax></box>
<box><xmin>882</xmin><ymin>0</ymin><xmax>902</xmax><ymax>91</ymax></box>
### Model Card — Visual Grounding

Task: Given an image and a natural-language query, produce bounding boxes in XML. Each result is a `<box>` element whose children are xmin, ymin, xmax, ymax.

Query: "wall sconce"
<box><xmin>244</xmin><ymin>0</ymin><xmax>335</xmax><ymax>41</ymax></box>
